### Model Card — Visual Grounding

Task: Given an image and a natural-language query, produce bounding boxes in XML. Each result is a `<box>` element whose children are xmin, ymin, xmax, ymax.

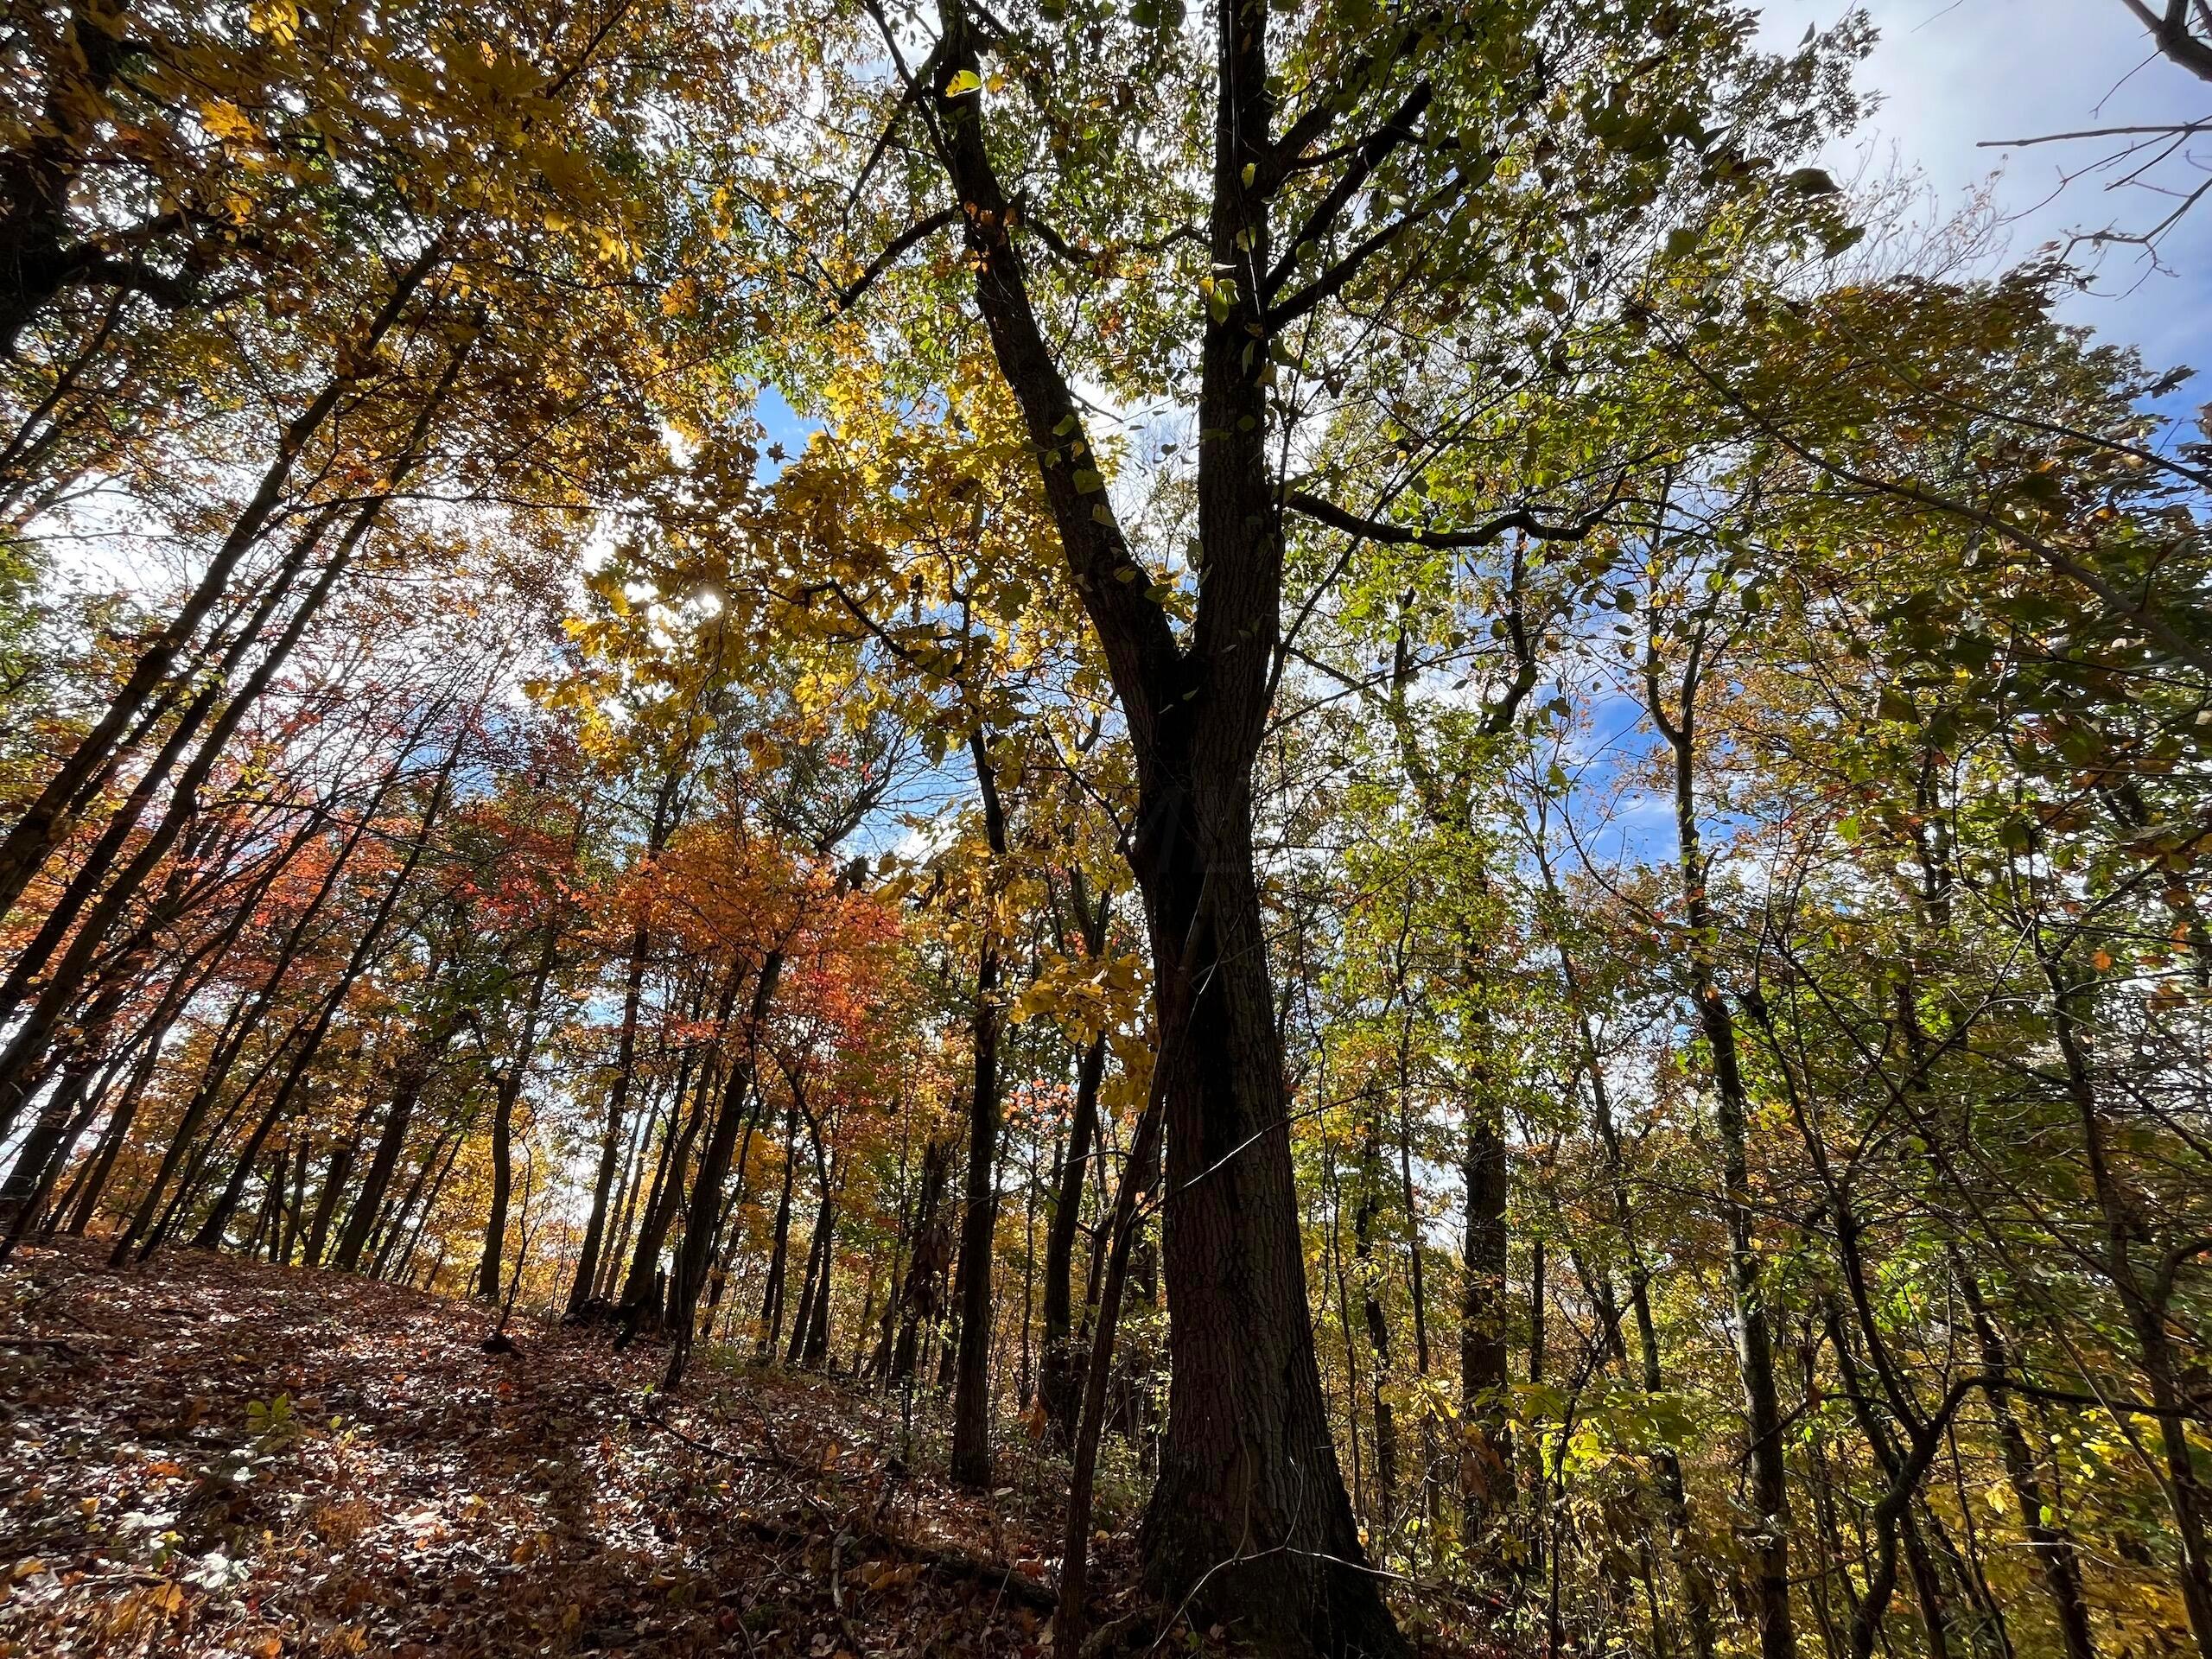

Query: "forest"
<box><xmin>0</xmin><ymin>0</ymin><xmax>2209</xmax><ymax>1656</ymax></box>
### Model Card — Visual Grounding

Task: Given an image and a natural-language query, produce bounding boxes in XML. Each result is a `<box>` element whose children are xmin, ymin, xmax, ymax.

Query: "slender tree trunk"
<box><xmin>1651</xmin><ymin>639</ymin><xmax>1797</xmax><ymax>1659</ymax></box>
<box><xmin>0</xmin><ymin>524</ymin><xmax>323</xmax><ymax>1048</ymax></box>
<box><xmin>1540</xmin><ymin>835</ymin><xmax>1719</xmax><ymax>1659</ymax></box>
<box><xmin>302</xmin><ymin>1128</ymin><xmax>360</xmax><ymax>1268</ymax></box>
<box><xmin>755</xmin><ymin>1099</ymin><xmax>798</xmax><ymax>1363</ymax></box>
<box><xmin>331</xmin><ymin>1015</ymin><xmax>455</xmax><ymax>1273</ymax></box>
<box><xmin>570</xmin><ymin>766</ymin><xmax>680</xmax><ymax>1313</ymax></box>
<box><xmin>619</xmin><ymin>1027</ymin><xmax>715</xmax><ymax>1328</ymax></box>
<box><xmin>395</xmin><ymin>1128</ymin><xmax>465</xmax><ymax>1285</ymax></box>
<box><xmin>1954</xmin><ymin>1262</ymin><xmax>2096</xmax><ymax>1659</ymax></box>
<box><xmin>597</xmin><ymin>1072</ymin><xmax>663</xmax><ymax>1304</ymax></box>
<box><xmin>480</xmin><ymin>924</ymin><xmax>561</xmax><ymax>1300</ymax></box>
<box><xmin>0</xmin><ymin>244</ymin><xmax>443</xmax><ymax>931</ymax></box>
<box><xmin>890</xmin><ymin>1136</ymin><xmax>952</xmax><ymax>1384</ymax></box>
<box><xmin>56</xmin><ymin>945</ymin><xmax>215</xmax><ymax>1237</ymax></box>
<box><xmin>2040</xmin><ymin>944</ymin><xmax>2212</xmax><ymax>1659</ymax></box>
<box><xmin>1058</xmin><ymin>1005</ymin><xmax>1172</xmax><ymax>1654</ymax></box>
<box><xmin>1460</xmin><ymin>1046</ymin><xmax>1512</xmax><ymax>1510</ymax></box>
<box><xmin>950</xmin><ymin>729</ymin><xmax>1009</xmax><ymax>1487</ymax></box>
<box><xmin>1356</xmin><ymin>1103</ymin><xmax>1398</xmax><ymax>1530</ymax></box>
<box><xmin>664</xmin><ymin>947</ymin><xmax>781</xmax><ymax>1387</ymax></box>
<box><xmin>0</xmin><ymin>351</ymin><xmax>461</xmax><ymax>1133</ymax></box>
<box><xmin>1041</xmin><ymin>1029</ymin><xmax>1105</xmax><ymax>1441</ymax></box>
<box><xmin>60</xmin><ymin>1036</ymin><xmax>160</xmax><ymax>1234</ymax></box>
<box><xmin>277</xmin><ymin>1135</ymin><xmax>308</xmax><ymax>1264</ymax></box>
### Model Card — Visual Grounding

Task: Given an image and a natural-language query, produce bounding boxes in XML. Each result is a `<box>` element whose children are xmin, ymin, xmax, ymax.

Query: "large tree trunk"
<box><xmin>921</xmin><ymin>3</ymin><xmax>1398</xmax><ymax>1641</ymax></box>
<box><xmin>1132</xmin><ymin>806</ymin><xmax>1389</xmax><ymax>1650</ymax></box>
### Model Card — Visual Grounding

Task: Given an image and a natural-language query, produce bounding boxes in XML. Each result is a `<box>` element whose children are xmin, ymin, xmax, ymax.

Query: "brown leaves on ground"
<box><xmin>0</xmin><ymin>1239</ymin><xmax>1140</xmax><ymax>1658</ymax></box>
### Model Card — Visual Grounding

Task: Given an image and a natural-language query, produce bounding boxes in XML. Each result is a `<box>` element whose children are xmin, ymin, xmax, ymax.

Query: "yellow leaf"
<box><xmin>200</xmin><ymin>99</ymin><xmax>258</xmax><ymax>144</ymax></box>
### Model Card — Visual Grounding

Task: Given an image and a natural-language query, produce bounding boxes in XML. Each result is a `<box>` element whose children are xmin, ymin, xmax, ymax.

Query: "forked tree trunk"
<box><xmin>480</xmin><ymin>925</ymin><xmax>562</xmax><ymax>1300</ymax></box>
<box><xmin>918</xmin><ymin>3</ymin><xmax>1399</xmax><ymax>1639</ymax></box>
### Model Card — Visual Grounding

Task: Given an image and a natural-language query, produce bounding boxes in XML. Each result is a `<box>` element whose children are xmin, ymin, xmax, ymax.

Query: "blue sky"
<box><xmin>1765</xmin><ymin>0</ymin><xmax>2212</xmax><ymax>374</ymax></box>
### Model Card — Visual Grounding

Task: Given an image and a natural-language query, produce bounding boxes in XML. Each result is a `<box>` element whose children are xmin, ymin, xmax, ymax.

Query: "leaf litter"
<box><xmin>0</xmin><ymin>1238</ymin><xmax>1159</xmax><ymax>1658</ymax></box>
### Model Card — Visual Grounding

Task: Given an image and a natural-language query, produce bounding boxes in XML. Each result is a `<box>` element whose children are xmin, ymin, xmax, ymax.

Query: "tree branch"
<box><xmin>1283</xmin><ymin>481</ymin><xmax>1622</xmax><ymax>549</ymax></box>
<box><xmin>825</xmin><ymin>206</ymin><xmax>962</xmax><ymax>316</ymax></box>
<box><xmin>1262</xmin><ymin>82</ymin><xmax>1433</xmax><ymax>304</ymax></box>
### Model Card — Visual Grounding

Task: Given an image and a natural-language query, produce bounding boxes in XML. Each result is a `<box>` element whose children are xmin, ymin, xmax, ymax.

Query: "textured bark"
<box><xmin>1459</xmin><ymin>1065</ymin><xmax>1511</xmax><ymax>1503</ymax></box>
<box><xmin>918</xmin><ymin>4</ymin><xmax>1397</xmax><ymax>1639</ymax></box>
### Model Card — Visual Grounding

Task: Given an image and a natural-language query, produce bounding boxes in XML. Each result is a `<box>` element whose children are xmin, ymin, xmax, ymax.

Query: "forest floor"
<box><xmin>0</xmin><ymin>1239</ymin><xmax>1161</xmax><ymax>1659</ymax></box>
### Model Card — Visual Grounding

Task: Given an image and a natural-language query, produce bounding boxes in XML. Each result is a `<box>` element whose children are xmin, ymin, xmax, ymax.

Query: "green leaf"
<box><xmin>943</xmin><ymin>69</ymin><xmax>982</xmax><ymax>98</ymax></box>
<box><xmin>1783</xmin><ymin>167</ymin><xmax>1840</xmax><ymax>197</ymax></box>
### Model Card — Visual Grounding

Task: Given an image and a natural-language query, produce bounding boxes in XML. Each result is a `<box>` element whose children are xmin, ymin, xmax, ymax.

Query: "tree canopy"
<box><xmin>2</xmin><ymin>2</ymin><xmax>2210</xmax><ymax>1657</ymax></box>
